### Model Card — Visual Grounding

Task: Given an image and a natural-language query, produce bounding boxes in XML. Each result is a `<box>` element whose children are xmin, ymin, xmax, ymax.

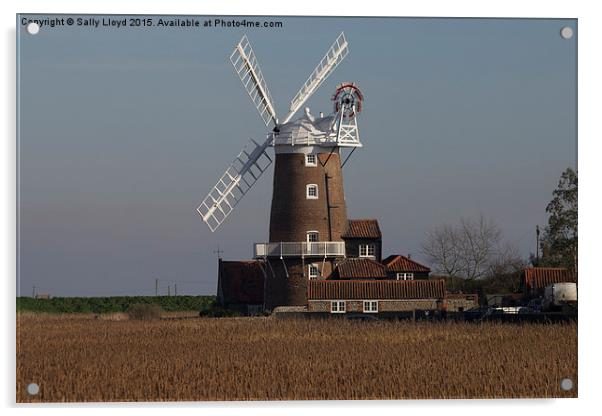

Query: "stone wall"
<box><xmin>307</xmin><ymin>299</ymin><xmax>440</xmax><ymax>313</ymax></box>
<box><xmin>446</xmin><ymin>295</ymin><xmax>479</xmax><ymax>312</ymax></box>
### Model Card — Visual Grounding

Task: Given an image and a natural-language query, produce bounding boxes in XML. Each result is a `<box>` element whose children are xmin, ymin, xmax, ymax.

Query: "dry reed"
<box><xmin>16</xmin><ymin>314</ymin><xmax>577</xmax><ymax>402</ymax></box>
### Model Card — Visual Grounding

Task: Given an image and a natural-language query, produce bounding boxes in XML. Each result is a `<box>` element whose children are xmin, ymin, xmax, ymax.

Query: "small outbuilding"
<box><xmin>382</xmin><ymin>254</ymin><xmax>431</xmax><ymax>280</ymax></box>
<box><xmin>521</xmin><ymin>267</ymin><xmax>576</xmax><ymax>297</ymax></box>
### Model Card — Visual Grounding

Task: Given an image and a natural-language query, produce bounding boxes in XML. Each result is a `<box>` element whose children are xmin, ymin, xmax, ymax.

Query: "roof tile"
<box><xmin>332</xmin><ymin>258</ymin><xmax>387</xmax><ymax>279</ymax></box>
<box><xmin>341</xmin><ymin>219</ymin><xmax>382</xmax><ymax>239</ymax></box>
<box><xmin>382</xmin><ymin>255</ymin><xmax>431</xmax><ymax>273</ymax></box>
<box><xmin>522</xmin><ymin>267</ymin><xmax>576</xmax><ymax>291</ymax></box>
<box><xmin>308</xmin><ymin>279</ymin><xmax>445</xmax><ymax>300</ymax></box>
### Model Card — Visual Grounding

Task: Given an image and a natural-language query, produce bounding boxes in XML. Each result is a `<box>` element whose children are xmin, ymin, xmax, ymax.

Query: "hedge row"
<box><xmin>16</xmin><ymin>296</ymin><xmax>217</xmax><ymax>314</ymax></box>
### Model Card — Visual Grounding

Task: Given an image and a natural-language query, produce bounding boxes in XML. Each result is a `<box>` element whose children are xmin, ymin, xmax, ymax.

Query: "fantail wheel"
<box><xmin>333</xmin><ymin>82</ymin><xmax>363</xmax><ymax>118</ymax></box>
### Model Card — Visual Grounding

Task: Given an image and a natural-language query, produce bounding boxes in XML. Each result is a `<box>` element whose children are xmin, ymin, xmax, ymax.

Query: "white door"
<box><xmin>306</xmin><ymin>231</ymin><xmax>319</xmax><ymax>254</ymax></box>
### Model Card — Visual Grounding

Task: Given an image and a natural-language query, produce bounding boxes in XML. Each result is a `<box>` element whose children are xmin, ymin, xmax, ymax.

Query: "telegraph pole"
<box><xmin>155</xmin><ymin>278</ymin><xmax>159</xmax><ymax>297</ymax></box>
<box><xmin>213</xmin><ymin>246</ymin><xmax>224</xmax><ymax>259</ymax></box>
<box><xmin>174</xmin><ymin>284</ymin><xmax>178</xmax><ymax>297</ymax></box>
<box><xmin>168</xmin><ymin>285</ymin><xmax>171</xmax><ymax>296</ymax></box>
<box><xmin>535</xmin><ymin>225</ymin><xmax>540</xmax><ymax>265</ymax></box>
<box><xmin>32</xmin><ymin>285</ymin><xmax>36</xmax><ymax>298</ymax></box>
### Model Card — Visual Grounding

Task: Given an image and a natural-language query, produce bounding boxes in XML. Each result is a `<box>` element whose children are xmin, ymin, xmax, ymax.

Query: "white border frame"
<box><xmin>4</xmin><ymin>1</ymin><xmax>600</xmax><ymax>414</ymax></box>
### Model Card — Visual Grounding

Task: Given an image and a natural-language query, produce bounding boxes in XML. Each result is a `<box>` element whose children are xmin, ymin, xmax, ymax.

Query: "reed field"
<box><xmin>16</xmin><ymin>313</ymin><xmax>577</xmax><ymax>402</ymax></box>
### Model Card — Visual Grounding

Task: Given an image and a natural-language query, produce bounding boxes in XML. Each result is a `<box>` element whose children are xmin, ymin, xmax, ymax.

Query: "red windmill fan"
<box><xmin>333</xmin><ymin>82</ymin><xmax>364</xmax><ymax>118</ymax></box>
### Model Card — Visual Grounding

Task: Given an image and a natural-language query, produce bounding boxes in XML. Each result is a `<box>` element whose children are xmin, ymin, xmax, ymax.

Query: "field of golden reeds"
<box><xmin>16</xmin><ymin>313</ymin><xmax>577</xmax><ymax>402</ymax></box>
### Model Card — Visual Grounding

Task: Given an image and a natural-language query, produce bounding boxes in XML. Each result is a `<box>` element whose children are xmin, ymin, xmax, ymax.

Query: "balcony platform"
<box><xmin>254</xmin><ymin>242</ymin><xmax>346</xmax><ymax>258</ymax></box>
<box><xmin>269</xmin><ymin>131</ymin><xmax>362</xmax><ymax>148</ymax></box>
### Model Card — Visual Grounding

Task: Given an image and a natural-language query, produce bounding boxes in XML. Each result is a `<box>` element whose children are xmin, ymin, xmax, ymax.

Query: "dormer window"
<box><xmin>396</xmin><ymin>272</ymin><xmax>414</xmax><ymax>281</ymax></box>
<box><xmin>305</xmin><ymin>154</ymin><xmax>317</xmax><ymax>167</ymax></box>
<box><xmin>359</xmin><ymin>244</ymin><xmax>375</xmax><ymax>258</ymax></box>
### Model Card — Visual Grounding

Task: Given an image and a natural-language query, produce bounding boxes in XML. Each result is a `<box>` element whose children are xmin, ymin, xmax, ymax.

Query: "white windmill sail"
<box><xmin>230</xmin><ymin>35</ymin><xmax>278</xmax><ymax>126</ymax></box>
<box><xmin>283</xmin><ymin>32</ymin><xmax>349</xmax><ymax>124</ymax></box>
<box><xmin>198</xmin><ymin>33</ymin><xmax>352</xmax><ymax>232</ymax></box>
<box><xmin>197</xmin><ymin>138</ymin><xmax>272</xmax><ymax>232</ymax></box>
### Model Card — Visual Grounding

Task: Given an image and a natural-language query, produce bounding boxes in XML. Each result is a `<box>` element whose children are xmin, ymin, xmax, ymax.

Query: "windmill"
<box><xmin>197</xmin><ymin>33</ymin><xmax>364</xmax><ymax>310</ymax></box>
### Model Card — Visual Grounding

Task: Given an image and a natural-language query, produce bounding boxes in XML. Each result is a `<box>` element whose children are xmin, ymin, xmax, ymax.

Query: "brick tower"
<box><xmin>262</xmin><ymin>114</ymin><xmax>354</xmax><ymax>309</ymax></box>
<box><xmin>197</xmin><ymin>33</ymin><xmax>362</xmax><ymax>311</ymax></box>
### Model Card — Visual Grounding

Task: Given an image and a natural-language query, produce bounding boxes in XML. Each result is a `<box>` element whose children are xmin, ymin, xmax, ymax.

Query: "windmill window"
<box><xmin>331</xmin><ymin>301</ymin><xmax>346</xmax><ymax>313</ymax></box>
<box><xmin>359</xmin><ymin>244</ymin><xmax>375</xmax><ymax>258</ymax></box>
<box><xmin>396</xmin><ymin>272</ymin><xmax>414</xmax><ymax>281</ymax></box>
<box><xmin>306</xmin><ymin>184</ymin><xmax>318</xmax><ymax>199</ymax></box>
<box><xmin>305</xmin><ymin>154</ymin><xmax>317</xmax><ymax>167</ymax></box>
<box><xmin>308</xmin><ymin>264</ymin><xmax>319</xmax><ymax>279</ymax></box>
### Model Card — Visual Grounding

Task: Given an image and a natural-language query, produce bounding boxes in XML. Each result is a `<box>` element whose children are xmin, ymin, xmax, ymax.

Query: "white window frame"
<box><xmin>396</xmin><ymin>272</ymin><xmax>414</xmax><ymax>281</ymax></box>
<box><xmin>330</xmin><ymin>300</ymin><xmax>346</xmax><ymax>313</ymax></box>
<box><xmin>306</xmin><ymin>184</ymin><xmax>318</xmax><ymax>199</ymax></box>
<box><xmin>363</xmin><ymin>300</ymin><xmax>378</xmax><ymax>313</ymax></box>
<box><xmin>359</xmin><ymin>244</ymin><xmax>376</xmax><ymax>258</ymax></box>
<box><xmin>308</xmin><ymin>264</ymin><xmax>319</xmax><ymax>279</ymax></box>
<box><xmin>305</xmin><ymin>154</ymin><xmax>317</xmax><ymax>167</ymax></box>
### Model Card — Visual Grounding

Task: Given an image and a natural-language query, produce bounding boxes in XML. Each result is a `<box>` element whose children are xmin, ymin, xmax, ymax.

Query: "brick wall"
<box><xmin>269</xmin><ymin>151</ymin><xmax>348</xmax><ymax>242</ymax></box>
<box><xmin>264</xmin><ymin>258</ymin><xmax>337</xmax><ymax>310</ymax></box>
<box><xmin>344</xmin><ymin>238</ymin><xmax>382</xmax><ymax>262</ymax></box>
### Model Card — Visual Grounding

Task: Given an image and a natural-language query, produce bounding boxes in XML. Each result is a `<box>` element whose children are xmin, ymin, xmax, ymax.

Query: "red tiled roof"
<box><xmin>522</xmin><ymin>267</ymin><xmax>576</xmax><ymax>291</ymax></box>
<box><xmin>332</xmin><ymin>258</ymin><xmax>387</xmax><ymax>279</ymax></box>
<box><xmin>382</xmin><ymin>255</ymin><xmax>431</xmax><ymax>273</ymax></box>
<box><xmin>218</xmin><ymin>260</ymin><xmax>264</xmax><ymax>305</ymax></box>
<box><xmin>308</xmin><ymin>279</ymin><xmax>445</xmax><ymax>300</ymax></box>
<box><xmin>341</xmin><ymin>219</ymin><xmax>382</xmax><ymax>239</ymax></box>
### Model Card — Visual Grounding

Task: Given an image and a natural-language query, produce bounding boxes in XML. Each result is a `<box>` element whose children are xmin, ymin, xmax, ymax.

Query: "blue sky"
<box><xmin>17</xmin><ymin>15</ymin><xmax>576</xmax><ymax>296</ymax></box>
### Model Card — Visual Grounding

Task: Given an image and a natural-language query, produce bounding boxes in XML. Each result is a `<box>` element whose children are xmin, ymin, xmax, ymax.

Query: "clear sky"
<box><xmin>17</xmin><ymin>15</ymin><xmax>576</xmax><ymax>296</ymax></box>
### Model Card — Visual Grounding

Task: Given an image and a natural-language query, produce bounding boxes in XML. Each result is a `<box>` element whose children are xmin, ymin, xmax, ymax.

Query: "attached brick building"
<box><xmin>218</xmin><ymin>218</ymin><xmax>468</xmax><ymax>315</ymax></box>
<box><xmin>341</xmin><ymin>219</ymin><xmax>382</xmax><ymax>262</ymax></box>
<box><xmin>217</xmin><ymin>259</ymin><xmax>265</xmax><ymax>314</ymax></box>
<box><xmin>330</xmin><ymin>258</ymin><xmax>387</xmax><ymax>279</ymax></box>
<box><xmin>307</xmin><ymin>279</ymin><xmax>446</xmax><ymax>314</ymax></box>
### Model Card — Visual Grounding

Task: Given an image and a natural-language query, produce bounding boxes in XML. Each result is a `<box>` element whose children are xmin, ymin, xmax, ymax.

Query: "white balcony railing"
<box><xmin>254</xmin><ymin>241</ymin><xmax>346</xmax><ymax>258</ymax></box>
<box><xmin>269</xmin><ymin>131</ymin><xmax>361</xmax><ymax>148</ymax></box>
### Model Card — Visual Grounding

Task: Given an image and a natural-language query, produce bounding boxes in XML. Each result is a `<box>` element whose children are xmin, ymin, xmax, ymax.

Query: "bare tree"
<box><xmin>457</xmin><ymin>216</ymin><xmax>501</xmax><ymax>281</ymax></box>
<box><xmin>421</xmin><ymin>224</ymin><xmax>463</xmax><ymax>279</ymax></box>
<box><xmin>421</xmin><ymin>215</ymin><xmax>522</xmax><ymax>284</ymax></box>
<box><xmin>489</xmin><ymin>243</ymin><xmax>525</xmax><ymax>277</ymax></box>
<box><xmin>488</xmin><ymin>243</ymin><xmax>526</xmax><ymax>292</ymax></box>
